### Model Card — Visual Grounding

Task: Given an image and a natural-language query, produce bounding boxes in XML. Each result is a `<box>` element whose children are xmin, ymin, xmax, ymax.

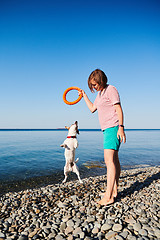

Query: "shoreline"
<box><xmin>0</xmin><ymin>164</ymin><xmax>155</xmax><ymax>197</ymax></box>
<box><xmin>0</xmin><ymin>166</ymin><xmax>160</xmax><ymax>239</ymax></box>
<box><xmin>0</xmin><ymin>166</ymin><xmax>107</xmax><ymax>197</ymax></box>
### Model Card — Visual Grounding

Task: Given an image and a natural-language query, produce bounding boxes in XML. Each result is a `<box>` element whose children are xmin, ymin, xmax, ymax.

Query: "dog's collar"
<box><xmin>67</xmin><ymin>136</ymin><xmax>77</xmax><ymax>138</ymax></box>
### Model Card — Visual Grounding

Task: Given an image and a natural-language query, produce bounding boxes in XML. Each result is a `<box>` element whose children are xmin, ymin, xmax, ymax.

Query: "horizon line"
<box><xmin>0</xmin><ymin>128</ymin><xmax>160</xmax><ymax>131</ymax></box>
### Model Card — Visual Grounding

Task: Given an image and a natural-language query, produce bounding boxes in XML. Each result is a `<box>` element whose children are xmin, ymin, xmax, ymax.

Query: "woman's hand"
<box><xmin>78</xmin><ymin>89</ymin><xmax>85</xmax><ymax>97</ymax></box>
<box><xmin>78</xmin><ymin>89</ymin><xmax>97</xmax><ymax>113</ymax></box>
<box><xmin>117</xmin><ymin>127</ymin><xmax>126</xmax><ymax>143</ymax></box>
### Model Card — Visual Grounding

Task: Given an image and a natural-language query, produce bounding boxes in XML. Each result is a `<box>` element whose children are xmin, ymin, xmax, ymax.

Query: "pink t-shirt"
<box><xmin>94</xmin><ymin>85</ymin><xmax>120</xmax><ymax>130</ymax></box>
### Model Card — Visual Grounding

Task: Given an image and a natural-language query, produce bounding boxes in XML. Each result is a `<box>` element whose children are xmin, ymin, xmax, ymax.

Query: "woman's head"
<box><xmin>88</xmin><ymin>69</ymin><xmax>108</xmax><ymax>92</ymax></box>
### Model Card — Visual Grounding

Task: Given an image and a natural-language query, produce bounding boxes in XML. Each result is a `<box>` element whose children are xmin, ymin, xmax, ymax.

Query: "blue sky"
<box><xmin>0</xmin><ymin>0</ymin><xmax>160</xmax><ymax>129</ymax></box>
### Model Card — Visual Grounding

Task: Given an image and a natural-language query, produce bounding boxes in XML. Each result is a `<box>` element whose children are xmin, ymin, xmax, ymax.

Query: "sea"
<box><xmin>0</xmin><ymin>129</ymin><xmax>160</xmax><ymax>194</ymax></box>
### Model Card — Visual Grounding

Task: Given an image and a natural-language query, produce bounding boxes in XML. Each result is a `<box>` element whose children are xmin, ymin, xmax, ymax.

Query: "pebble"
<box><xmin>112</xmin><ymin>223</ymin><xmax>122</xmax><ymax>232</ymax></box>
<box><xmin>133</xmin><ymin>222</ymin><xmax>142</xmax><ymax>231</ymax></box>
<box><xmin>105</xmin><ymin>230</ymin><xmax>117</xmax><ymax>239</ymax></box>
<box><xmin>0</xmin><ymin>166</ymin><xmax>160</xmax><ymax>239</ymax></box>
<box><xmin>101</xmin><ymin>223</ymin><xmax>112</xmax><ymax>231</ymax></box>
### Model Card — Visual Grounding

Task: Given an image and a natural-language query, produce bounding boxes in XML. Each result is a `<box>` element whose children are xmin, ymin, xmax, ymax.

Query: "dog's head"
<box><xmin>66</xmin><ymin>121</ymin><xmax>79</xmax><ymax>136</ymax></box>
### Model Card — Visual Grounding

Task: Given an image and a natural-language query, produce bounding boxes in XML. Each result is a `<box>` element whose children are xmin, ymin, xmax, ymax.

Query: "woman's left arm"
<box><xmin>114</xmin><ymin>103</ymin><xmax>126</xmax><ymax>143</ymax></box>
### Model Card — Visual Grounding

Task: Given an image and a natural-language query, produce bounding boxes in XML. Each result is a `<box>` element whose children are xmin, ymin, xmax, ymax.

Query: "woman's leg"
<box><xmin>112</xmin><ymin>151</ymin><xmax>121</xmax><ymax>198</ymax></box>
<box><xmin>98</xmin><ymin>149</ymin><xmax>120</xmax><ymax>205</ymax></box>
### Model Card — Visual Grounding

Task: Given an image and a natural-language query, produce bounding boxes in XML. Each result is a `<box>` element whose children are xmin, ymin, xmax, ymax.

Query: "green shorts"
<box><xmin>103</xmin><ymin>125</ymin><xmax>121</xmax><ymax>150</ymax></box>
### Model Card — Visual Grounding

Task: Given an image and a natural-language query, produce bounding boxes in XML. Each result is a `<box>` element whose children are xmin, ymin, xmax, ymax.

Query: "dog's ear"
<box><xmin>76</xmin><ymin>126</ymin><xmax>79</xmax><ymax>134</ymax></box>
<box><xmin>75</xmin><ymin>121</ymin><xmax>79</xmax><ymax>134</ymax></box>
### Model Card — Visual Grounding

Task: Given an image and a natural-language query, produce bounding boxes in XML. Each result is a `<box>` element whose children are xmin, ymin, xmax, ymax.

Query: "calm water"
<box><xmin>0</xmin><ymin>129</ymin><xmax>160</xmax><ymax>184</ymax></box>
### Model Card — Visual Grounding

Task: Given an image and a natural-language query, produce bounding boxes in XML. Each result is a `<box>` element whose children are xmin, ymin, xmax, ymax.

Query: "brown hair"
<box><xmin>88</xmin><ymin>69</ymin><xmax>108</xmax><ymax>92</ymax></box>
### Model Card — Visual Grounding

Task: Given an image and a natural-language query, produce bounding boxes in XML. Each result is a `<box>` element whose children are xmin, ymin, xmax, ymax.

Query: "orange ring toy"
<box><xmin>63</xmin><ymin>87</ymin><xmax>83</xmax><ymax>105</ymax></box>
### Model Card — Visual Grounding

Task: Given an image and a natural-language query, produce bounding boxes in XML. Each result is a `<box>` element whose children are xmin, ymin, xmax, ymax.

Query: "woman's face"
<box><xmin>90</xmin><ymin>80</ymin><xmax>103</xmax><ymax>91</ymax></box>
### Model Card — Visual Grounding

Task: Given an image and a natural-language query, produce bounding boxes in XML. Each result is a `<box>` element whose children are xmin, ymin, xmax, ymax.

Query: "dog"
<box><xmin>60</xmin><ymin>121</ymin><xmax>83</xmax><ymax>183</ymax></box>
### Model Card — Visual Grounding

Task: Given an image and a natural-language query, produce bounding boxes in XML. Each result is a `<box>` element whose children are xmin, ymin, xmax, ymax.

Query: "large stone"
<box><xmin>65</xmin><ymin>226</ymin><xmax>74</xmax><ymax>235</ymax></box>
<box><xmin>105</xmin><ymin>230</ymin><xmax>117</xmax><ymax>239</ymax></box>
<box><xmin>133</xmin><ymin>223</ymin><xmax>142</xmax><ymax>231</ymax></box>
<box><xmin>92</xmin><ymin>226</ymin><xmax>99</xmax><ymax>234</ymax></box>
<box><xmin>112</xmin><ymin>224</ymin><xmax>122</xmax><ymax>232</ymax></box>
<box><xmin>101</xmin><ymin>223</ymin><xmax>112</xmax><ymax>232</ymax></box>
<box><xmin>139</xmin><ymin>229</ymin><xmax>148</xmax><ymax>236</ymax></box>
<box><xmin>66</xmin><ymin>220</ymin><xmax>74</xmax><ymax>227</ymax></box>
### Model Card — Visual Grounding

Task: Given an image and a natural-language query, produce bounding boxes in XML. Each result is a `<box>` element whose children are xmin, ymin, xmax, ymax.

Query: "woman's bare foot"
<box><xmin>99</xmin><ymin>192</ymin><xmax>105</xmax><ymax>196</ymax></box>
<box><xmin>97</xmin><ymin>197</ymin><xmax>114</xmax><ymax>206</ymax></box>
<box><xmin>113</xmin><ymin>192</ymin><xmax>117</xmax><ymax>199</ymax></box>
<box><xmin>112</xmin><ymin>189</ymin><xmax>118</xmax><ymax>198</ymax></box>
<box><xmin>99</xmin><ymin>191</ymin><xmax>117</xmax><ymax>199</ymax></box>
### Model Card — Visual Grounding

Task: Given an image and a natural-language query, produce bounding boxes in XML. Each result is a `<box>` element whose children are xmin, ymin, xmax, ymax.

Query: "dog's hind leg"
<box><xmin>62</xmin><ymin>173</ymin><xmax>68</xmax><ymax>183</ymax></box>
<box><xmin>72</xmin><ymin>164</ymin><xmax>83</xmax><ymax>183</ymax></box>
<box><xmin>62</xmin><ymin>166</ymin><xmax>68</xmax><ymax>183</ymax></box>
<box><xmin>75</xmin><ymin>158</ymin><xmax>79</xmax><ymax>163</ymax></box>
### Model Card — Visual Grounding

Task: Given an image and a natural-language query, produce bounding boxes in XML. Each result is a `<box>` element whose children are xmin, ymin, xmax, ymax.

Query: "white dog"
<box><xmin>60</xmin><ymin>121</ymin><xmax>82</xmax><ymax>183</ymax></box>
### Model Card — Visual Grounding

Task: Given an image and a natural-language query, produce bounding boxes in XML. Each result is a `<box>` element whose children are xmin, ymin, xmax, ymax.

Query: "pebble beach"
<box><xmin>0</xmin><ymin>166</ymin><xmax>160</xmax><ymax>240</ymax></box>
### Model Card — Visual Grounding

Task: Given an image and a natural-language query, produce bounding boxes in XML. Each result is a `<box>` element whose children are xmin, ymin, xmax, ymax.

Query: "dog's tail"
<box><xmin>75</xmin><ymin>158</ymin><xmax>79</xmax><ymax>163</ymax></box>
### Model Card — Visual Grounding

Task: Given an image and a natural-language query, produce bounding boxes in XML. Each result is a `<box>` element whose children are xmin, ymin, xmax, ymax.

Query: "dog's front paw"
<box><xmin>60</xmin><ymin>144</ymin><xmax>66</xmax><ymax>148</ymax></box>
<box><xmin>60</xmin><ymin>144</ymin><xmax>67</xmax><ymax>148</ymax></box>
